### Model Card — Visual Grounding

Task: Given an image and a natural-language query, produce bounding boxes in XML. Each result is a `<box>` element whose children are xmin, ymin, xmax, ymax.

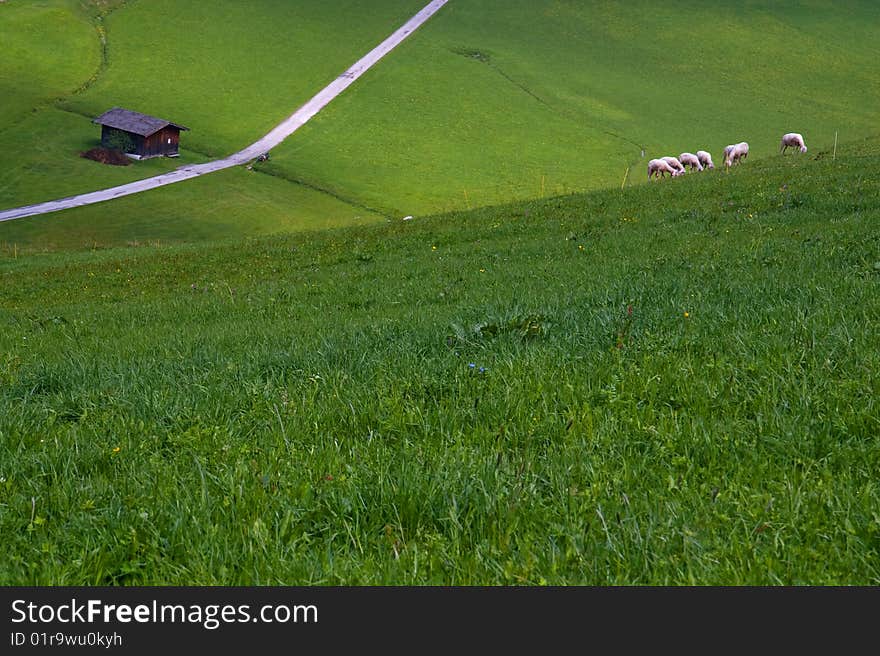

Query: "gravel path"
<box><xmin>0</xmin><ymin>0</ymin><xmax>449</xmax><ymax>223</ymax></box>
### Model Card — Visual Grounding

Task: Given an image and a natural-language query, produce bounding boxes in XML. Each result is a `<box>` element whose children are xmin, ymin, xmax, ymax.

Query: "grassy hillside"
<box><xmin>277</xmin><ymin>0</ymin><xmax>880</xmax><ymax>214</ymax></box>
<box><xmin>0</xmin><ymin>0</ymin><xmax>99</xmax><ymax>123</ymax></box>
<box><xmin>0</xmin><ymin>0</ymin><xmax>420</xmax><ymax>243</ymax></box>
<box><xmin>0</xmin><ymin>1</ymin><xmax>189</xmax><ymax>211</ymax></box>
<box><xmin>0</xmin><ymin>166</ymin><xmax>385</xmax><ymax>251</ymax></box>
<box><xmin>1</xmin><ymin>138</ymin><xmax>878</xmax><ymax>584</ymax></box>
<box><xmin>2</xmin><ymin>0</ymin><xmax>879</xmax><ymax>249</ymax></box>
<box><xmin>58</xmin><ymin>0</ymin><xmax>430</xmax><ymax>157</ymax></box>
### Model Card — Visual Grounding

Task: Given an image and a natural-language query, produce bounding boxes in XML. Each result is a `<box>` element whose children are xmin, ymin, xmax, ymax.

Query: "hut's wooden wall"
<box><xmin>143</xmin><ymin>127</ymin><xmax>181</xmax><ymax>157</ymax></box>
<box><xmin>100</xmin><ymin>126</ymin><xmax>180</xmax><ymax>158</ymax></box>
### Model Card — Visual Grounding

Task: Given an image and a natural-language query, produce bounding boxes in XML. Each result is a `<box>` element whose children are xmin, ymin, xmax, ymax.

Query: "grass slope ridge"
<box><xmin>1</xmin><ymin>139</ymin><xmax>878</xmax><ymax>584</ymax></box>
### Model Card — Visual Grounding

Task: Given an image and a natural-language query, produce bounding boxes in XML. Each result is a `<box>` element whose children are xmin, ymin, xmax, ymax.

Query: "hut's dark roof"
<box><xmin>93</xmin><ymin>108</ymin><xmax>189</xmax><ymax>136</ymax></box>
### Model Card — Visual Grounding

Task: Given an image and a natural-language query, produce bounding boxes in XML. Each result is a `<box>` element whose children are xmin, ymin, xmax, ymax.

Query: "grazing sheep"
<box><xmin>696</xmin><ymin>150</ymin><xmax>715</xmax><ymax>170</ymax></box>
<box><xmin>679</xmin><ymin>152</ymin><xmax>703</xmax><ymax>171</ymax></box>
<box><xmin>722</xmin><ymin>144</ymin><xmax>735</xmax><ymax>167</ymax></box>
<box><xmin>780</xmin><ymin>132</ymin><xmax>807</xmax><ymax>154</ymax></box>
<box><xmin>724</xmin><ymin>142</ymin><xmax>749</xmax><ymax>168</ymax></box>
<box><xmin>661</xmin><ymin>156</ymin><xmax>686</xmax><ymax>175</ymax></box>
<box><xmin>648</xmin><ymin>158</ymin><xmax>679</xmax><ymax>179</ymax></box>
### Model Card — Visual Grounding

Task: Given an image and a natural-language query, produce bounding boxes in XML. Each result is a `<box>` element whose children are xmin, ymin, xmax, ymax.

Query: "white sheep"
<box><xmin>647</xmin><ymin>158</ymin><xmax>679</xmax><ymax>179</ymax></box>
<box><xmin>780</xmin><ymin>132</ymin><xmax>807</xmax><ymax>154</ymax></box>
<box><xmin>724</xmin><ymin>142</ymin><xmax>749</xmax><ymax>168</ymax></box>
<box><xmin>722</xmin><ymin>144</ymin><xmax>735</xmax><ymax>167</ymax></box>
<box><xmin>679</xmin><ymin>152</ymin><xmax>703</xmax><ymax>171</ymax></box>
<box><xmin>661</xmin><ymin>156</ymin><xmax>686</xmax><ymax>175</ymax></box>
<box><xmin>696</xmin><ymin>150</ymin><xmax>714</xmax><ymax>170</ymax></box>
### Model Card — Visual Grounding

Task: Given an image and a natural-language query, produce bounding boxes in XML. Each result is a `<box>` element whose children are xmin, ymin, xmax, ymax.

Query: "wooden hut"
<box><xmin>93</xmin><ymin>108</ymin><xmax>189</xmax><ymax>159</ymax></box>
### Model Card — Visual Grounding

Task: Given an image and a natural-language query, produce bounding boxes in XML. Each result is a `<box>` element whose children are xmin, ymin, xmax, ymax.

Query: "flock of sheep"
<box><xmin>647</xmin><ymin>132</ymin><xmax>807</xmax><ymax>180</ymax></box>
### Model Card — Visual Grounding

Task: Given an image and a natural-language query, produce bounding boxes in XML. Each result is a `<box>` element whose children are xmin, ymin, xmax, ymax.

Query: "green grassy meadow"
<box><xmin>278</xmin><ymin>0</ymin><xmax>880</xmax><ymax>215</ymax></box>
<box><xmin>0</xmin><ymin>0</ymin><xmax>423</xmax><ymax>245</ymax></box>
<box><xmin>1</xmin><ymin>138</ymin><xmax>878</xmax><ymax>584</ymax></box>
<box><xmin>0</xmin><ymin>0</ymin><xmax>878</xmax><ymax>586</ymax></box>
<box><xmin>0</xmin><ymin>0</ymin><xmax>98</xmax><ymax>123</ymax></box>
<box><xmin>2</xmin><ymin>0</ymin><xmax>879</xmax><ymax>248</ymax></box>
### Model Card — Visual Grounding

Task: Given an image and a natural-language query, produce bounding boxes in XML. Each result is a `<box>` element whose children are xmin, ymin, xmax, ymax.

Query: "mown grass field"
<box><xmin>2</xmin><ymin>0</ymin><xmax>879</xmax><ymax>249</ymax></box>
<box><xmin>1</xmin><ymin>139</ymin><xmax>878</xmax><ymax>584</ymax></box>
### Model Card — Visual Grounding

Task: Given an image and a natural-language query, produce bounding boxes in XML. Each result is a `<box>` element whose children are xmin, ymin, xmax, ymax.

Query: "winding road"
<box><xmin>0</xmin><ymin>0</ymin><xmax>449</xmax><ymax>223</ymax></box>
